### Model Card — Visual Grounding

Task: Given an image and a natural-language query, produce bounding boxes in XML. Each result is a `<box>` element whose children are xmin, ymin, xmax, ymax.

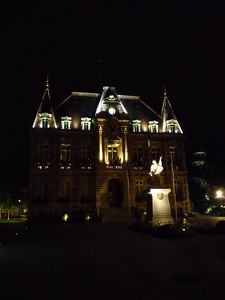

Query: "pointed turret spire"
<box><xmin>32</xmin><ymin>76</ymin><xmax>57</xmax><ymax>128</ymax></box>
<box><xmin>161</xmin><ymin>85</ymin><xmax>183</xmax><ymax>133</ymax></box>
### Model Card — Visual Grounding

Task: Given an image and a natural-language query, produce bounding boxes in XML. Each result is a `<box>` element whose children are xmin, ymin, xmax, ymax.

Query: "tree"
<box><xmin>188</xmin><ymin>152</ymin><xmax>213</xmax><ymax>212</ymax></box>
<box><xmin>0</xmin><ymin>184</ymin><xmax>19</xmax><ymax>221</ymax></box>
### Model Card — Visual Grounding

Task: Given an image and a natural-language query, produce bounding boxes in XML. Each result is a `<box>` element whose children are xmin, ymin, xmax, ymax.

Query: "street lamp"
<box><xmin>216</xmin><ymin>190</ymin><xmax>223</xmax><ymax>199</ymax></box>
<box><xmin>18</xmin><ymin>200</ymin><xmax>21</xmax><ymax>217</ymax></box>
<box><xmin>215</xmin><ymin>190</ymin><xmax>225</xmax><ymax>216</ymax></box>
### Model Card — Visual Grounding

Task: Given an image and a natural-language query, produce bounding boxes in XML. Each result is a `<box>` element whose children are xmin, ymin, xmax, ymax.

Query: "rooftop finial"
<box><xmin>46</xmin><ymin>74</ymin><xmax>49</xmax><ymax>89</ymax></box>
<box><xmin>164</xmin><ymin>84</ymin><xmax>167</xmax><ymax>98</ymax></box>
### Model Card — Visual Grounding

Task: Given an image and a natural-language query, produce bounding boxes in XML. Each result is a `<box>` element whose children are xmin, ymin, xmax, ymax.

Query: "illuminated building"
<box><xmin>28</xmin><ymin>80</ymin><xmax>191</xmax><ymax>221</ymax></box>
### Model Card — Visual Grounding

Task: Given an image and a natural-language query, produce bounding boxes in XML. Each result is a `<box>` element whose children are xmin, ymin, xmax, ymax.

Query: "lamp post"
<box><xmin>215</xmin><ymin>190</ymin><xmax>225</xmax><ymax>216</ymax></box>
<box><xmin>18</xmin><ymin>199</ymin><xmax>21</xmax><ymax>217</ymax></box>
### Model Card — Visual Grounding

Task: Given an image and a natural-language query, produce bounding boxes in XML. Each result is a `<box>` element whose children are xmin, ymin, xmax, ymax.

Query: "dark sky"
<box><xmin>1</xmin><ymin>0</ymin><xmax>225</xmax><ymax>187</ymax></box>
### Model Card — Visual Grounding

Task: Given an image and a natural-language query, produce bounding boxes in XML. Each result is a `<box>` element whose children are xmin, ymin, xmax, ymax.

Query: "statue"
<box><xmin>148</xmin><ymin>156</ymin><xmax>174</xmax><ymax>225</ymax></box>
<box><xmin>149</xmin><ymin>156</ymin><xmax>163</xmax><ymax>187</ymax></box>
<box><xmin>150</xmin><ymin>156</ymin><xmax>163</xmax><ymax>176</ymax></box>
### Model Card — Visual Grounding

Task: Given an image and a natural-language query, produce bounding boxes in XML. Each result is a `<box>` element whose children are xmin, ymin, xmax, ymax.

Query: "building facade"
<box><xmin>28</xmin><ymin>81</ymin><xmax>191</xmax><ymax>221</ymax></box>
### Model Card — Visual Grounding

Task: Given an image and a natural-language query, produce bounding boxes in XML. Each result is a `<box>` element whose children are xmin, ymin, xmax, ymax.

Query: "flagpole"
<box><xmin>127</xmin><ymin>162</ymin><xmax>131</xmax><ymax>226</ymax></box>
<box><xmin>170</xmin><ymin>152</ymin><xmax>177</xmax><ymax>223</ymax></box>
<box><xmin>148</xmin><ymin>134</ymin><xmax>151</xmax><ymax>171</ymax></box>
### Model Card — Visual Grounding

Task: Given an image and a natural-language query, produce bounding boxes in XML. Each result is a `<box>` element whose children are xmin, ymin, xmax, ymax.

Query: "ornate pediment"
<box><xmin>105</xmin><ymin>135</ymin><xmax>122</xmax><ymax>147</ymax></box>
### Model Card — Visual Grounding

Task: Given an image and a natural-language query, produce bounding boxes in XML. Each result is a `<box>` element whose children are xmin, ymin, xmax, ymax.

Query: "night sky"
<box><xmin>1</xmin><ymin>0</ymin><xmax>225</xmax><ymax>187</ymax></box>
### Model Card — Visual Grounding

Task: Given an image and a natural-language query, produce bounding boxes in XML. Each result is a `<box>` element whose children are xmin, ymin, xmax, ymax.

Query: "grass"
<box><xmin>0</xmin><ymin>217</ymin><xmax>27</xmax><ymax>223</ymax></box>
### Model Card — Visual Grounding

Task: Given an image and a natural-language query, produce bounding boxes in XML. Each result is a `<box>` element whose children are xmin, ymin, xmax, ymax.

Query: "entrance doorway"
<box><xmin>108</xmin><ymin>178</ymin><xmax>122</xmax><ymax>207</ymax></box>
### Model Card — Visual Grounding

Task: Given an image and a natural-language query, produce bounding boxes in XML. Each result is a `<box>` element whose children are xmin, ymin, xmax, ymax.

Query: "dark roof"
<box><xmin>54</xmin><ymin>87</ymin><xmax>161</xmax><ymax>125</ymax></box>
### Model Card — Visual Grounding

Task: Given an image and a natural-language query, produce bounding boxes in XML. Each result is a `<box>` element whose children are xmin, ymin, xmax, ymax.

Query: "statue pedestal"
<box><xmin>150</xmin><ymin>188</ymin><xmax>174</xmax><ymax>225</ymax></box>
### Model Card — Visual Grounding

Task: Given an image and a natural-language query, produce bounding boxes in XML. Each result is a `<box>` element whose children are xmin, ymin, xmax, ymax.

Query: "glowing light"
<box><xmin>63</xmin><ymin>214</ymin><xmax>69</xmax><ymax>222</ymax></box>
<box><xmin>99</xmin><ymin>126</ymin><xmax>103</xmax><ymax>162</ymax></box>
<box><xmin>216</xmin><ymin>190</ymin><xmax>223</xmax><ymax>198</ymax></box>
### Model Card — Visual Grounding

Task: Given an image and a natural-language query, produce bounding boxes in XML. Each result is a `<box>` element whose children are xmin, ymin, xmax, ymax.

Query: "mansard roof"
<box><xmin>54</xmin><ymin>86</ymin><xmax>161</xmax><ymax>125</ymax></box>
<box><xmin>33</xmin><ymin>82</ymin><xmax>183</xmax><ymax>133</ymax></box>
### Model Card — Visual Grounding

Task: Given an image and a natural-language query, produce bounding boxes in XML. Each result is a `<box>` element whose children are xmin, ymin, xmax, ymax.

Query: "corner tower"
<box><xmin>32</xmin><ymin>77</ymin><xmax>57</xmax><ymax>129</ymax></box>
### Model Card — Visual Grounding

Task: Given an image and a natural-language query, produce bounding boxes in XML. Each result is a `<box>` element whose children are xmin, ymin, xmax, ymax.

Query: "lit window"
<box><xmin>81</xmin><ymin>117</ymin><xmax>91</xmax><ymax>130</ymax></box>
<box><xmin>166</xmin><ymin>119</ymin><xmax>178</xmax><ymax>133</ymax></box>
<box><xmin>61</xmin><ymin>116</ymin><xmax>72</xmax><ymax>129</ymax></box>
<box><xmin>39</xmin><ymin>112</ymin><xmax>51</xmax><ymax>128</ymax></box>
<box><xmin>132</xmin><ymin>120</ymin><xmax>141</xmax><ymax>132</ymax></box>
<box><xmin>107</xmin><ymin>146</ymin><xmax>118</xmax><ymax>165</ymax></box>
<box><xmin>148</xmin><ymin>121</ymin><xmax>158</xmax><ymax>133</ymax></box>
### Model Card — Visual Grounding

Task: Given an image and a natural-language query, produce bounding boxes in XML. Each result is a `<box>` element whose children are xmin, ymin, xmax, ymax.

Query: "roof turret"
<box><xmin>32</xmin><ymin>77</ymin><xmax>57</xmax><ymax>128</ymax></box>
<box><xmin>161</xmin><ymin>86</ymin><xmax>183</xmax><ymax>133</ymax></box>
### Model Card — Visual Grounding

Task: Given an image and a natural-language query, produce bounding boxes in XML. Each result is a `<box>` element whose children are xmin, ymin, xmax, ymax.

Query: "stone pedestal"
<box><xmin>150</xmin><ymin>188</ymin><xmax>174</xmax><ymax>225</ymax></box>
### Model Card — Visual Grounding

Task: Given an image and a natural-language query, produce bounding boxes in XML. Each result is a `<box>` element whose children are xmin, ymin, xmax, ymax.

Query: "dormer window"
<box><xmin>81</xmin><ymin>117</ymin><xmax>91</xmax><ymax>130</ymax></box>
<box><xmin>132</xmin><ymin>120</ymin><xmax>141</xmax><ymax>132</ymax></box>
<box><xmin>39</xmin><ymin>112</ymin><xmax>51</xmax><ymax>128</ymax></box>
<box><xmin>61</xmin><ymin>116</ymin><xmax>72</xmax><ymax>129</ymax></box>
<box><xmin>148</xmin><ymin>121</ymin><xmax>159</xmax><ymax>133</ymax></box>
<box><xmin>166</xmin><ymin>119</ymin><xmax>178</xmax><ymax>133</ymax></box>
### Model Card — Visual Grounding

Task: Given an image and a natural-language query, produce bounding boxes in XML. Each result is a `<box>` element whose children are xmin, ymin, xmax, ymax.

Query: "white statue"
<box><xmin>150</xmin><ymin>156</ymin><xmax>163</xmax><ymax>176</ymax></box>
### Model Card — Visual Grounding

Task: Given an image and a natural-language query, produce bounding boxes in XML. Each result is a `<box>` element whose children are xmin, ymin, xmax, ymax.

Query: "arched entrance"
<box><xmin>108</xmin><ymin>178</ymin><xmax>123</xmax><ymax>207</ymax></box>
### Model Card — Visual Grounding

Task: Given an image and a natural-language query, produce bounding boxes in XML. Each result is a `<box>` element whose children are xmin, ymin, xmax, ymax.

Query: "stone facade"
<box><xmin>28</xmin><ymin>83</ymin><xmax>191</xmax><ymax>221</ymax></box>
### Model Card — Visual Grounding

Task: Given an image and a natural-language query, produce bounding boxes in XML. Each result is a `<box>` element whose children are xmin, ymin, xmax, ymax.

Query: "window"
<box><xmin>133</xmin><ymin>146</ymin><xmax>143</xmax><ymax>168</ymax></box>
<box><xmin>60</xmin><ymin>144</ymin><xmax>71</xmax><ymax>169</ymax></box>
<box><xmin>81</xmin><ymin>117</ymin><xmax>91</xmax><ymax>130</ymax></box>
<box><xmin>151</xmin><ymin>147</ymin><xmax>160</xmax><ymax>162</ymax></box>
<box><xmin>61</xmin><ymin>116</ymin><xmax>72</xmax><ymax>129</ymax></box>
<box><xmin>107</xmin><ymin>146</ymin><xmax>118</xmax><ymax>165</ymax></box>
<box><xmin>166</xmin><ymin>119</ymin><xmax>178</xmax><ymax>133</ymax></box>
<box><xmin>132</xmin><ymin>120</ymin><xmax>141</xmax><ymax>132</ymax></box>
<box><xmin>170</xmin><ymin>147</ymin><xmax>178</xmax><ymax>168</ymax></box>
<box><xmin>39</xmin><ymin>112</ymin><xmax>51</xmax><ymax>128</ymax></box>
<box><xmin>82</xmin><ymin>145</ymin><xmax>90</xmax><ymax>159</ymax></box>
<box><xmin>35</xmin><ymin>180</ymin><xmax>48</xmax><ymax>203</ymax></box>
<box><xmin>80</xmin><ymin>176</ymin><xmax>92</xmax><ymax>203</ymax></box>
<box><xmin>148</xmin><ymin>121</ymin><xmax>158</xmax><ymax>133</ymax></box>
<box><xmin>38</xmin><ymin>144</ymin><xmax>50</xmax><ymax>169</ymax></box>
<box><xmin>58</xmin><ymin>181</ymin><xmax>71</xmax><ymax>203</ymax></box>
<box><xmin>135</xmin><ymin>180</ymin><xmax>144</xmax><ymax>201</ymax></box>
<box><xmin>81</xmin><ymin>145</ymin><xmax>92</xmax><ymax>169</ymax></box>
